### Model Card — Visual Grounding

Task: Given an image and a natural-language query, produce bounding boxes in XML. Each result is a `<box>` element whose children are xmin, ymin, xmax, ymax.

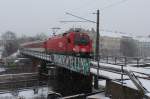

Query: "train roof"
<box><xmin>21</xmin><ymin>40</ymin><xmax>45</xmax><ymax>46</ymax></box>
<box><xmin>48</xmin><ymin>31</ymin><xmax>89</xmax><ymax>40</ymax></box>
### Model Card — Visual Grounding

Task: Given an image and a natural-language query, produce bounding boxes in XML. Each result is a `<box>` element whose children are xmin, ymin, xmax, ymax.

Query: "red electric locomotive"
<box><xmin>44</xmin><ymin>30</ymin><xmax>92</xmax><ymax>57</ymax></box>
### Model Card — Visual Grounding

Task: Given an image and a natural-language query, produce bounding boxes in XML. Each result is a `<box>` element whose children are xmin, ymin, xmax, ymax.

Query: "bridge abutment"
<box><xmin>105</xmin><ymin>80</ymin><xmax>144</xmax><ymax>99</ymax></box>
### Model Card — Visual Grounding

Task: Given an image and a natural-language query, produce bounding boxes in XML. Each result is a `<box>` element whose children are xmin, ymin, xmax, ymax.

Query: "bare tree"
<box><xmin>35</xmin><ymin>33</ymin><xmax>48</xmax><ymax>40</ymax></box>
<box><xmin>1</xmin><ymin>31</ymin><xmax>19</xmax><ymax>57</ymax></box>
<box><xmin>120</xmin><ymin>36</ymin><xmax>138</xmax><ymax>57</ymax></box>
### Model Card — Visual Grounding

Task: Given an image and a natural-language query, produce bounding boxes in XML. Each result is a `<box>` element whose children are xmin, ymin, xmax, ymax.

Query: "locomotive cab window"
<box><xmin>74</xmin><ymin>34</ymin><xmax>89</xmax><ymax>45</ymax></box>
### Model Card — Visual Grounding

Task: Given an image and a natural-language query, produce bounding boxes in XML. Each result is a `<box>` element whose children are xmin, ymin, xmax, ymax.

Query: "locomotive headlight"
<box><xmin>81</xmin><ymin>48</ymin><xmax>86</xmax><ymax>52</ymax></box>
<box><xmin>73</xmin><ymin>46</ymin><xmax>79</xmax><ymax>52</ymax></box>
<box><xmin>73</xmin><ymin>48</ymin><xmax>76</xmax><ymax>51</ymax></box>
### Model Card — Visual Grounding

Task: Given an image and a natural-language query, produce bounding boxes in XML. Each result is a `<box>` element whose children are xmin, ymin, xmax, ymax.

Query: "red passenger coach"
<box><xmin>21</xmin><ymin>41</ymin><xmax>45</xmax><ymax>52</ymax></box>
<box><xmin>44</xmin><ymin>31</ymin><xmax>92</xmax><ymax>57</ymax></box>
<box><xmin>21</xmin><ymin>41</ymin><xmax>44</xmax><ymax>48</ymax></box>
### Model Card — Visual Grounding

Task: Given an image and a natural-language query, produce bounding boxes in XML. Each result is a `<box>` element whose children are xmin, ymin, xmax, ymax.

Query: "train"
<box><xmin>43</xmin><ymin>30</ymin><xmax>93</xmax><ymax>57</ymax></box>
<box><xmin>21</xmin><ymin>29</ymin><xmax>93</xmax><ymax>57</ymax></box>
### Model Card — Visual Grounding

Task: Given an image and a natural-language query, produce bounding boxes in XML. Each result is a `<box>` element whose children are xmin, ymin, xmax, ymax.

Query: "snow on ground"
<box><xmin>139</xmin><ymin>79</ymin><xmax>150</xmax><ymax>92</ymax></box>
<box><xmin>90</xmin><ymin>68</ymin><xmax>129</xmax><ymax>79</ymax></box>
<box><xmin>99</xmin><ymin>80</ymin><xmax>106</xmax><ymax>87</ymax></box>
<box><xmin>91</xmin><ymin>61</ymin><xmax>150</xmax><ymax>93</ymax></box>
<box><xmin>0</xmin><ymin>87</ymin><xmax>48</xmax><ymax>99</ymax></box>
<box><xmin>126</xmin><ymin>66</ymin><xmax>150</xmax><ymax>75</ymax></box>
<box><xmin>8</xmin><ymin>50</ymin><xmax>20</xmax><ymax>59</ymax></box>
<box><xmin>91</xmin><ymin>61</ymin><xmax>150</xmax><ymax>75</ymax></box>
<box><xmin>120</xmin><ymin>80</ymin><xmax>138</xmax><ymax>90</ymax></box>
<box><xmin>146</xmin><ymin>93</ymin><xmax>150</xmax><ymax>98</ymax></box>
<box><xmin>0</xmin><ymin>52</ymin><xmax>2</xmax><ymax>59</ymax></box>
<box><xmin>87</xmin><ymin>92</ymin><xmax>110</xmax><ymax>99</ymax></box>
<box><xmin>0</xmin><ymin>68</ymin><xmax>5</xmax><ymax>72</ymax></box>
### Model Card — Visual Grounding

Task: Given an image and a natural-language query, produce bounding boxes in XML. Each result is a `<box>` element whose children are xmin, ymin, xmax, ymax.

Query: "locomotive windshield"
<box><xmin>74</xmin><ymin>34</ymin><xmax>89</xmax><ymax>45</ymax></box>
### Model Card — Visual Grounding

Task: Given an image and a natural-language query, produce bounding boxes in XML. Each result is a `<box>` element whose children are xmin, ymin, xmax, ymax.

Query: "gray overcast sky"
<box><xmin>0</xmin><ymin>0</ymin><xmax>150</xmax><ymax>37</ymax></box>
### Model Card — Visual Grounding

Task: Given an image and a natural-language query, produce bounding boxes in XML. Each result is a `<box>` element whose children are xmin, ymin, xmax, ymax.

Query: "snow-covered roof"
<box><xmin>100</xmin><ymin>31</ymin><xmax>130</xmax><ymax>38</ymax></box>
<box><xmin>134</xmin><ymin>36</ymin><xmax>150</xmax><ymax>42</ymax></box>
<box><xmin>92</xmin><ymin>30</ymin><xmax>150</xmax><ymax>43</ymax></box>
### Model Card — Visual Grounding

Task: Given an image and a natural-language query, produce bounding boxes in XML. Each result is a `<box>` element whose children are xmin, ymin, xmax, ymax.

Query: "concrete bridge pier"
<box><xmin>93</xmin><ymin>75</ymin><xmax>99</xmax><ymax>89</ymax></box>
<box><xmin>37</xmin><ymin>60</ymin><xmax>92</xmax><ymax>96</ymax></box>
<box><xmin>49</xmin><ymin>66</ymin><xmax>92</xmax><ymax>96</ymax></box>
<box><xmin>39</xmin><ymin>61</ymin><xmax>48</xmax><ymax>76</ymax></box>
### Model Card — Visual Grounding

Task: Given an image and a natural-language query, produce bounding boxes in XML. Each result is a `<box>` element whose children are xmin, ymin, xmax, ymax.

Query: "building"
<box><xmin>100</xmin><ymin>36</ymin><xmax>121</xmax><ymax>56</ymax></box>
<box><xmin>135</xmin><ymin>37</ymin><xmax>150</xmax><ymax>58</ymax></box>
<box><xmin>88</xmin><ymin>30</ymin><xmax>122</xmax><ymax>56</ymax></box>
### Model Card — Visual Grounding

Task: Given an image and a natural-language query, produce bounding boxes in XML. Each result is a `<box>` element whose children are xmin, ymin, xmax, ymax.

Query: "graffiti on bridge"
<box><xmin>52</xmin><ymin>54</ymin><xmax>90</xmax><ymax>75</ymax></box>
<box><xmin>20</xmin><ymin>49</ymin><xmax>90</xmax><ymax>75</ymax></box>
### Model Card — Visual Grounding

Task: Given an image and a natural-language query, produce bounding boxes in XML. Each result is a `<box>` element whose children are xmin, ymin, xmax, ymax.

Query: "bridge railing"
<box><xmin>92</xmin><ymin>55</ymin><xmax>149</xmax><ymax>67</ymax></box>
<box><xmin>20</xmin><ymin>49</ymin><xmax>90</xmax><ymax>75</ymax></box>
<box><xmin>91</xmin><ymin>55</ymin><xmax>150</xmax><ymax>95</ymax></box>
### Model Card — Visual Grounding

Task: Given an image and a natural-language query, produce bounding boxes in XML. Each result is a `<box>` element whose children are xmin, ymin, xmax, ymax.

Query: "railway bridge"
<box><xmin>19</xmin><ymin>48</ymin><xmax>150</xmax><ymax>99</ymax></box>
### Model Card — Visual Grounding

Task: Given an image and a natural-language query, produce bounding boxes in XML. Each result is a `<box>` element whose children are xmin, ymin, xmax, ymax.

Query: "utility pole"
<box><xmin>94</xmin><ymin>9</ymin><xmax>100</xmax><ymax>89</ymax></box>
<box><xmin>64</xmin><ymin>10</ymin><xmax>100</xmax><ymax>89</ymax></box>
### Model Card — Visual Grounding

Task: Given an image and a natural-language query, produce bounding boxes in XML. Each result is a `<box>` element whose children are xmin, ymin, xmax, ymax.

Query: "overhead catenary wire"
<box><xmin>61</xmin><ymin>0</ymin><xmax>128</xmax><ymax>25</ymax></box>
<box><xmin>69</xmin><ymin>0</ymin><xmax>128</xmax><ymax>12</ymax></box>
<box><xmin>100</xmin><ymin>0</ymin><xmax>128</xmax><ymax>11</ymax></box>
<box><xmin>69</xmin><ymin>0</ymin><xmax>97</xmax><ymax>11</ymax></box>
<box><xmin>59</xmin><ymin>0</ymin><xmax>129</xmax><ymax>26</ymax></box>
<box><xmin>60</xmin><ymin>21</ymin><xmax>91</xmax><ymax>23</ymax></box>
<box><xmin>59</xmin><ymin>0</ymin><xmax>132</xmax><ymax>37</ymax></box>
<box><xmin>65</xmin><ymin>12</ymin><xmax>96</xmax><ymax>23</ymax></box>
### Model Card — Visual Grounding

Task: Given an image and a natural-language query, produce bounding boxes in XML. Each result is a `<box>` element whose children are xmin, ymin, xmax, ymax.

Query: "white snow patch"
<box><xmin>87</xmin><ymin>92</ymin><xmax>110</xmax><ymax>99</ymax></box>
<box><xmin>145</xmin><ymin>93</ymin><xmax>150</xmax><ymax>97</ymax></box>
<box><xmin>0</xmin><ymin>68</ymin><xmax>5</xmax><ymax>72</ymax></box>
<box><xmin>90</xmin><ymin>68</ymin><xmax>129</xmax><ymax>79</ymax></box>
<box><xmin>139</xmin><ymin>79</ymin><xmax>150</xmax><ymax>92</ymax></box>
<box><xmin>0</xmin><ymin>87</ymin><xmax>48</xmax><ymax>99</ymax></box>
<box><xmin>99</xmin><ymin>80</ymin><xmax>106</xmax><ymax>87</ymax></box>
<box><xmin>91</xmin><ymin>61</ymin><xmax>150</xmax><ymax>75</ymax></box>
<box><xmin>91</xmin><ymin>61</ymin><xmax>150</xmax><ymax>92</ymax></box>
<box><xmin>122</xmin><ymin>80</ymin><xmax>138</xmax><ymax>90</ymax></box>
